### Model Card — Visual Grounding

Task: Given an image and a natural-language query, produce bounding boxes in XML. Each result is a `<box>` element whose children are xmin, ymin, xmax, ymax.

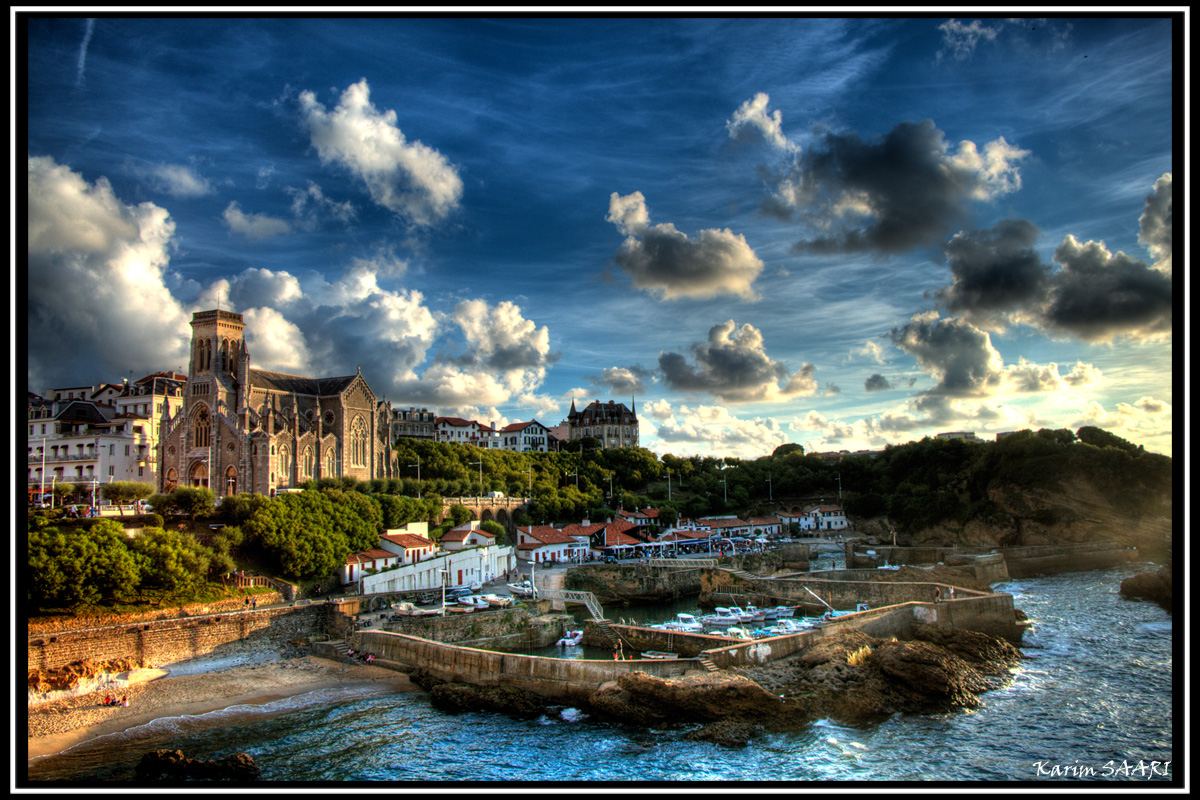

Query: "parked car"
<box><xmin>604</xmin><ymin>555</ymin><xmax>618</xmax><ymax>564</ymax></box>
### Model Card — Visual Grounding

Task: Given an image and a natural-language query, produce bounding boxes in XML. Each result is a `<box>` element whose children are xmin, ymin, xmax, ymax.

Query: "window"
<box><xmin>109</xmin><ymin>466</ymin><xmax>115</xmax><ymax>476</ymax></box>
<box><xmin>350</xmin><ymin>415</ymin><xmax>368</xmax><ymax>467</ymax></box>
<box><xmin>303</xmin><ymin>446</ymin><xmax>313</xmax><ymax>477</ymax></box>
<box><xmin>194</xmin><ymin>406</ymin><xmax>211</xmax><ymax>448</ymax></box>
<box><xmin>125</xmin><ymin>445</ymin><xmax>130</xmax><ymax>456</ymax></box>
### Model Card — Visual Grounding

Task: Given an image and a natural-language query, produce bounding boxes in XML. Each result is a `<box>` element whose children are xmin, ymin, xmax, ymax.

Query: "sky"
<box><xmin>20</xmin><ymin>13</ymin><xmax>1181</xmax><ymax>459</ymax></box>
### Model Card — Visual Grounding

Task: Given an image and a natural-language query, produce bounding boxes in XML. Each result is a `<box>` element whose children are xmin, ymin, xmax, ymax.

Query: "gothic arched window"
<box><xmin>326</xmin><ymin>448</ymin><xmax>337</xmax><ymax>476</ymax></box>
<box><xmin>279</xmin><ymin>444</ymin><xmax>292</xmax><ymax>485</ymax></box>
<box><xmin>194</xmin><ymin>406</ymin><xmax>211</xmax><ymax>448</ymax></box>
<box><xmin>303</xmin><ymin>446</ymin><xmax>314</xmax><ymax>478</ymax></box>
<box><xmin>350</xmin><ymin>415</ymin><xmax>368</xmax><ymax>467</ymax></box>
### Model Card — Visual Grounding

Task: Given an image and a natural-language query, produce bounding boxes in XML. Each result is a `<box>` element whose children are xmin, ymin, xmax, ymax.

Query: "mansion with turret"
<box><xmin>563</xmin><ymin>399</ymin><xmax>639</xmax><ymax>450</ymax></box>
<box><xmin>157</xmin><ymin>309</ymin><xmax>395</xmax><ymax>497</ymax></box>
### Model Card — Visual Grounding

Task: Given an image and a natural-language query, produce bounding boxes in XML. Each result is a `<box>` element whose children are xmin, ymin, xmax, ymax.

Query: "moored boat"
<box><xmin>640</xmin><ymin>650</ymin><xmax>679</xmax><ymax>659</ymax></box>
<box><xmin>771</xmin><ymin>605</ymin><xmax>798</xmax><ymax>618</ymax></box>
<box><xmin>700</xmin><ymin>607</ymin><xmax>740</xmax><ymax>627</ymax></box>
<box><xmin>662</xmin><ymin>613</ymin><xmax>704</xmax><ymax>633</ymax></box>
<box><xmin>480</xmin><ymin>593</ymin><xmax>513</xmax><ymax>608</ymax></box>
<box><xmin>507</xmin><ymin>580</ymin><xmax>536</xmax><ymax>596</ymax></box>
<box><xmin>556</xmin><ymin>629</ymin><xmax>584</xmax><ymax>647</ymax></box>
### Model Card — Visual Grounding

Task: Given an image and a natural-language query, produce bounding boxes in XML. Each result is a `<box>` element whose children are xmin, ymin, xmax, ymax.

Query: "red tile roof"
<box><xmin>518</xmin><ymin>526</ymin><xmax>579</xmax><ymax>545</ymax></box>
<box><xmin>381</xmin><ymin>532</ymin><xmax>435</xmax><ymax>549</ymax></box>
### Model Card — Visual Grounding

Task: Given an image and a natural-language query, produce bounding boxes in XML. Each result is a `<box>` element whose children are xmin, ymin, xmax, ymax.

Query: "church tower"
<box><xmin>183</xmin><ymin>310</ymin><xmax>246</xmax><ymax>490</ymax></box>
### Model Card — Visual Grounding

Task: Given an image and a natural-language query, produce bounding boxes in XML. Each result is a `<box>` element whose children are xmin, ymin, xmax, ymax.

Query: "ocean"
<box><xmin>24</xmin><ymin>563</ymin><xmax>1175</xmax><ymax>785</ymax></box>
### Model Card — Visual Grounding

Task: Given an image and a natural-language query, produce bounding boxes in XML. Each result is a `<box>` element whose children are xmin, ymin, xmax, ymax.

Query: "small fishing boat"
<box><xmin>556</xmin><ymin>630</ymin><xmax>584</xmax><ymax>647</ymax></box>
<box><xmin>662</xmin><ymin>613</ymin><xmax>704</xmax><ymax>633</ymax></box>
<box><xmin>700</xmin><ymin>607</ymin><xmax>741</xmax><ymax>627</ymax></box>
<box><xmin>767</xmin><ymin>619</ymin><xmax>810</xmax><ymax>635</ymax></box>
<box><xmin>741</xmin><ymin>605</ymin><xmax>768</xmax><ymax>622</ymax></box>
<box><xmin>726</xmin><ymin>626</ymin><xmax>756</xmax><ymax>640</ymax></box>
<box><xmin>771</xmin><ymin>605</ymin><xmax>799</xmax><ymax>618</ymax></box>
<box><xmin>481</xmin><ymin>593</ymin><xmax>513</xmax><ymax>608</ymax></box>
<box><xmin>640</xmin><ymin>650</ymin><xmax>679</xmax><ymax>659</ymax></box>
<box><xmin>507</xmin><ymin>580</ymin><xmax>536</xmax><ymax>597</ymax></box>
<box><xmin>458</xmin><ymin>595</ymin><xmax>491</xmax><ymax>609</ymax></box>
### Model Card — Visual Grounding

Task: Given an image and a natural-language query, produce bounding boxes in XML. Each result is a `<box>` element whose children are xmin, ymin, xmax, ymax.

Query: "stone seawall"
<box><xmin>26</xmin><ymin>605</ymin><xmax>327</xmax><ymax>673</ymax></box>
<box><xmin>703</xmin><ymin>570</ymin><xmax>986</xmax><ymax>614</ymax></box>
<box><xmin>846</xmin><ymin>542</ymin><xmax>1132</xmax><ymax>579</ymax></box>
<box><xmin>611</xmin><ymin>593</ymin><xmax>1022</xmax><ymax>672</ymax></box>
<box><xmin>356</xmin><ymin>631</ymin><xmax>697</xmax><ymax>703</ymax></box>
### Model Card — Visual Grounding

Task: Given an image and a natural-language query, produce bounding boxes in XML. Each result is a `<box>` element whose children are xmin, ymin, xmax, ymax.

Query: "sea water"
<box><xmin>24</xmin><ymin>563</ymin><xmax>1175</xmax><ymax>783</ymax></box>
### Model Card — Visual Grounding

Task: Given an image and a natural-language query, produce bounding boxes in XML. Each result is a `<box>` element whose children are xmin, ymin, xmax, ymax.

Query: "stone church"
<box><xmin>157</xmin><ymin>309</ymin><xmax>395</xmax><ymax>497</ymax></box>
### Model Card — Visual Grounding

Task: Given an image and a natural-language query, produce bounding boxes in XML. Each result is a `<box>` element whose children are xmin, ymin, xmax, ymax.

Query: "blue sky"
<box><xmin>22</xmin><ymin>14</ymin><xmax>1178</xmax><ymax>458</ymax></box>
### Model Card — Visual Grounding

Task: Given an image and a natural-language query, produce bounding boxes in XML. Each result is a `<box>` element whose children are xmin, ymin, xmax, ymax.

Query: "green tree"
<box><xmin>27</xmin><ymin>520</ymin><xmax>142</xmax><ymax>609</ymax></box>
<box><xmin>128</xmin><ymin>527</ymin><xmax>214</xmax><ymax>597</ymax></box>
<box><xmin>172</xmin><ymin>486</ymin><xmax>216</xmax><ymax>520</ymax></box>
<box><xmin>100</xmin><ymin>481</ymin><xmax>155</xmax><ymax>515</ymax></box>
<box><xmin>479</xmin><ymin>519</ymin><xmax>507</xmax><ymax>545</ymax></box>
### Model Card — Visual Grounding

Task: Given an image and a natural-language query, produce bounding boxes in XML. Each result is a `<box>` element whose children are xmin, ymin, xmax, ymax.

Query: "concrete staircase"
<box><xmin>696</xmin><ymin>655</ymin><xmax>721</xmax><ymax>673</ymax></box>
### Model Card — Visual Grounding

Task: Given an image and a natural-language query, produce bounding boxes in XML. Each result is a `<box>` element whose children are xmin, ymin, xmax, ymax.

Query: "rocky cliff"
<box><xmin>898</xmin><ymin>475</ymin><xmax>1172</xmax><ymax>560</ymax></box>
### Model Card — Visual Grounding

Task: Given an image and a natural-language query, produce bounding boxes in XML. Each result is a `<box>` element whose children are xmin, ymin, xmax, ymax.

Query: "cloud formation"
<box><xmin>931</xmin><ymin>218</ymin><xmax>1048</xmax><ymax>328</ymax></box>
<box><xmin>222</xmin><ymin>201</ymin><xmax>291</xmax><ymax>239</ymax></box>
<box><xmin>929</xmin><ymin>176</ymin><xmax>1173</xmax><ymax>343</ymax></box>
<box><xmin>145</xmin><ymin>163</ymin><xmax>214</xmax><ymax>198</ymax></box>
<box><xmin>26</xmin><ymin>156</ymin><xmax>192</xmax><ymax>389</ymax></box>
<box><xmin>659</xmin><ymin>319</ymin><xmax>817</xmax><ymax>402</ymax></box>
<box><xmin>889</xmin><ymin>312</ymin><xmax>1005</xmax><ymax>397</ymax></box>
<box><xmin>726</xmin><ymin>92</ymin><xmax>796</xmax><ymax>152</ymax></box>
<box><xmin>1040</xmin><ymin>235</ymin><xmax>1173</xmax><ymax>343</ymax></box>
<box><xmin>768</xmin><ymin>119</ymin><xmax>1028</xmax><ymax>255</ymax></box>
<box><xmin>937</xmin><ymin>19</ymin><xmax>1001</xmax><ymax>61</ymax></box>
<box><xmin>652</xmin><ymin>402</ymin><xmax>789</xmax><ymax>458</ymax></box>
<box><xmin>1138</xmin><ymin>173</ymin><xmax>1172</xmax><ymax>274</ymax></box>
<box><xmin>864</xmin><ymin>373</ymin><xmax>893</xmax><ymax>392</ymax></box>
<box><xmin>607</xmin><ymin>191</ymin><xmax>764</xmax><ymax>300</ymax></box>
<box><xmin>299</xmin><ymin>78</ymin><xmax>462</xmax><ymax>227</ymax></box>
<box><xmin>588</xmin><ymin>365</ymin><xmax>654</xmax><ymax>396</ymax></box>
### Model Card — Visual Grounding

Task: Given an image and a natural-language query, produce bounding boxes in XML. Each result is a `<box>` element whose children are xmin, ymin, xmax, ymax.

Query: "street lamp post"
<box><xmin>439</xmin><ymin>568</ymin><xmax>449</xmax><ymax>616</ymax></box>
<box><xmin>409</xmin><ymin>455</ymin><xmax>422</xmax><ymax>498</ymax></box>
<box><xmin>720</xmin><ymin>473</ymin><xmax>727</xmax><ymax>505</ymax></box>
<box><xmin>566</xmin><ymin>470</ymin><xmax>578</xmax><ymax>490</ymax></box>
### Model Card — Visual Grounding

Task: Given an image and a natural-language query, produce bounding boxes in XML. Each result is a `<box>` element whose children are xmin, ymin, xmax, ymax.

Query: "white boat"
<box><xmin>556</xmin><ymin>629</ymin><xmax>584</xmax><ymax>647</ymax></box>
<box><xmin>458</xmin><ymin>595</ymin><xmax>491</xmax><ymax>609</ymax></box>
<box><xmin>507</xmin><ymin>580</ymin><xmax>536</xmax><ymax>597</ymax></box>
<box><xmin>741</xmin><ymin>605</ymin><xmax>768</xmax><ymax>622</ymax></box>
<box><xmin>760</xmin><ymin>606</ymin><xmax>780</xmax><ymax>620</ymax></box>
<box><xmin>662</xmin><ymin>613</ymin><xmax>704</xmax><ymax>633</ymax></box>
<box><xmin>726</xmin><ymin>626</ymin><xmax>756</xmax><ymax>640</ymax></box>
<box><xmin>480</xmin><ymin>593</ymin><xmax>513</xmax><ymax>608</ymax></box>
<box><xmin>767</xmin><ymin>619</ymin><xmax>811</xmax><ymax>635</ymax></box>
<box><xmin>640</xmin><ymin>650</ymin><xmax>679</xmax><ymax>659</ymax></box>
<box><xmin>771</xmin><ymin>605</ymin><xmax>798</xmax><ymax>619</ymax></box>
<box><xmin>727</xmin><ymin>606</ymin><xmax>762</xmax><ymax>623</ymax></box>
<box><xmin>700</xmin><ymin>607</ymin><xmax>741</xmax><ymax>627</ymax></box>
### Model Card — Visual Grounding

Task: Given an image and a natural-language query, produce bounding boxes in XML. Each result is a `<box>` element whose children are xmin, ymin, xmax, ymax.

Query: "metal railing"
<box><xmin>536</xmin><ymin>589</ymin><xmax>605</xmax><ymax>620</ymax></box>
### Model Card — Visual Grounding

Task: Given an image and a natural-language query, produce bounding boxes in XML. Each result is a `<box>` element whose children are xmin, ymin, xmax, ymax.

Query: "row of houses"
<box><xmin>513</xmin><ymin>504</ymin><xmax>851</xmax><ymax>565</ymax></box>
<box><xmin>342</xmin><ymin>520</ymin><xmax>516</xmax><ymax>594</ymax></box>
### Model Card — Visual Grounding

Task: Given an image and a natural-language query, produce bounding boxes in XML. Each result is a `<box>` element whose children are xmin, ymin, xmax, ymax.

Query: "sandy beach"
<box><xmin>27</xmin><ymin>656</ymin><xmax>416</xmax><ymax>761</ymax></box>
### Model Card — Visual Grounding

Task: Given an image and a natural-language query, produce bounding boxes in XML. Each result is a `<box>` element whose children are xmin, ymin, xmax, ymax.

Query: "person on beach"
<box><xmin>122</xmin><ymin>696</ymin><xmax>128</xmax><ymax>707</ymax></box>
<box><xmin>252</xmin><ymin>597</ymin><xmax>258</xmax><ymax>609</ymax></box>
<box><xmin>934</xmin><ymin>587</ymin><xmax>942</xmax><ymax>604</ymax></box>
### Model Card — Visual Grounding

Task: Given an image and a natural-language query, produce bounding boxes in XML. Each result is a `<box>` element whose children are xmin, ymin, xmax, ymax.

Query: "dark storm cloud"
<box><xmin>775</xmin><ymin>119</ymin><xmax>1026</xmax><ymax>255</ymax></box>
<box><xmin>658</xmin><ymin>319</ymin><xmax>817</xmax><ymax>402</ymax></box>
<box><xmin>931</xmin><ymin>219</ymin><xmax>1049</xmax><ymax>324</ymax></box>
<box><xmin>607</xmin><ymin>192</ymin><xmax>764</xmax><ymax>300</ymax></box>
<box><xmin>1039</xmin><ymin>236</ymin><xmax>1173</xmax><ymax>342</ymax></box>
<box><xmin>864</xmin><ymin>373</ymin><xmax>893</xmax><ymax>392</ymax></box>
<box><xmin>588</xmin><ymin>365</ymin><xmax>653</xmax><ymax>396</ymax></box>
<box><xmin>889</xmin><ymin>313</ymin><xmax>1004</xmax><ymax>397</ymax></box>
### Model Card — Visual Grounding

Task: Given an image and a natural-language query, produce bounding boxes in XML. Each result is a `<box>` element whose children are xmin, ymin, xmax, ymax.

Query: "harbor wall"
<box><xmin>355</xmin><ymin>631</ymin><xmax>696</xmax><ymax>703</ymax></box>
<box><xmin>846</xmin><ymin>542</ymin><xmax>1131</xmax><ymax>579</ymax></box>
<box><xmin>704</xmin><ymin>571</ymin><xmax>986</xmax><ymax>612</ymax></box>
<box><xmin>26</xmin><ymin>604</ymin><xmax>327</xmax><ymax>673</ymax></box>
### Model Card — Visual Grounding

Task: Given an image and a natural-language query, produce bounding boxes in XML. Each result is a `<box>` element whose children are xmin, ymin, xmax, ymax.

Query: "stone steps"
<box><xmin>697</xmin><ymin>656</ymin><xmax>721</xmax><ymax>673</ymax></box>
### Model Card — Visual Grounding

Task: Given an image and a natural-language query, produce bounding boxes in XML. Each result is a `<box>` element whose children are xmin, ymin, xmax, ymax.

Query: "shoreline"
<box><xmin>27</xmin><ymin>655</ymin><xmax>416</xmax><ymax>761</ymax></box>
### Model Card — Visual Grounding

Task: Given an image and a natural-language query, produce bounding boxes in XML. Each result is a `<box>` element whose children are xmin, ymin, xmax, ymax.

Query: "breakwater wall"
<box><xmin>703</xmin><ymin>570</ymin><xmax>989</xmax><ymax>613</ymax></box>
<box><xmin>355</xmin><ymin>631</ymin><xmax>696</xmax><ymax>703</ymax></box>
<box><xmin>846</xmin><ymin>542</ymin><xmax>1133</xmax><ymax>578</ymax></box>
<box><xmin>26</xmin><ymin>604</ymin><xmax>327</xmax><ymax>673</ymax></box>
<box><xmin>379</xmin><ymin>608</ymin><xmax>567</xmax><ymax>651</ymax></box>
<box><xmin>611</xmin><ymin>593</ymin><xmax>1023</xmax><ymax>670</ymax></box>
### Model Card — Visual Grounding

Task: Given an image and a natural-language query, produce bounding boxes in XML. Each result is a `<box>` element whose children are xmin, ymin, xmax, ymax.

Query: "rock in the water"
<box><xmin>135</xmin><ymin>749</ymin><xmax>260</xmax><ymax>781</ymax></box>
<box><xmin>684</xmin><ymin>719</ymin><xmax>765</xmax><ymax>748</ymax></box>
<box><xmin>429</xmin><ymin>683</ymin><xmax>553</xmax><ymax>719</ymax></box>
<box><xmin>1120</xmin><ymin>565</ymin><xmax>1172</xmax><ymax>612</ymax></box>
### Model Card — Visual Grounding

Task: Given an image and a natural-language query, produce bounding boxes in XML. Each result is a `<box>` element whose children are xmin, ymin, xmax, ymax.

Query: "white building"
<box><xmin>515</xmin><ymin>525</ymin><xmax>589</xmax><ymax>563</ymax></box>
<box><xmin>349</xmin><ymin>521</ymin><xmax>516</xmax><ymax>593</ymax></box>
<box><xmin>27</xmin><ymin>372</ymin><xmax>186</xmax><ymax>505</ymax></box>
<box><xmin>806</xmin><ymin>505</ymin><xmax>849</xmax><ymax>531</ymax></box>
<box><xmin>498</xmin><ymin>420</ymin><xmax>551</xmax><ymax>452</ymax></box>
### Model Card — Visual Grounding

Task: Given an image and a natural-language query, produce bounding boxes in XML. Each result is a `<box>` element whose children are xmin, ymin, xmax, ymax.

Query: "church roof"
<box><xmin>248</xmin><ymin>369</ymin><xmax>360</xmax><ymax>397</ymax></box>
